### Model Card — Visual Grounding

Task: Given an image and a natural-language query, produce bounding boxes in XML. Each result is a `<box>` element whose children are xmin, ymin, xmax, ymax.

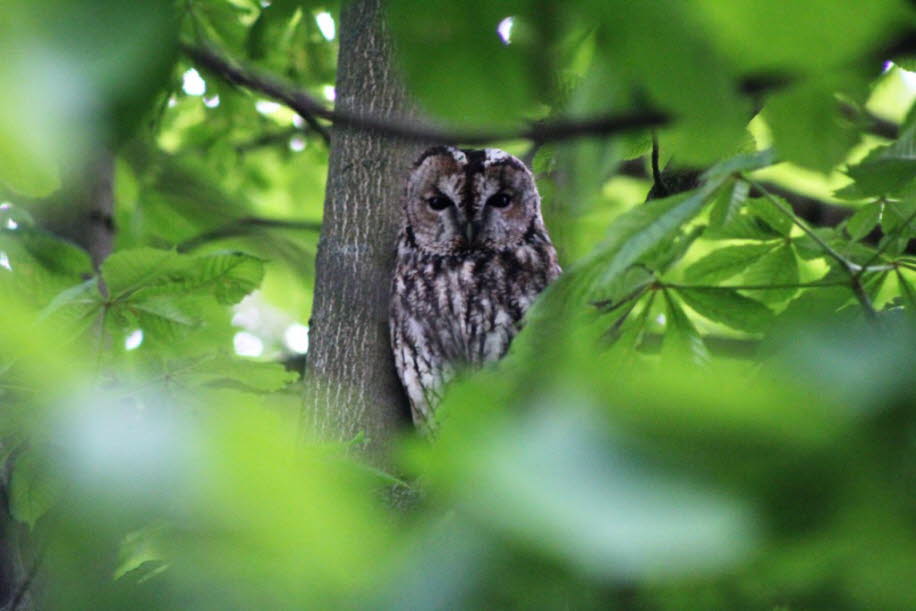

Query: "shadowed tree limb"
<box><xmin>177</xmin><ymin>216</ymin><xmax>322</xmax><ymax>253</ymax></box>
<box><xmin>181</xmin><ymin>42</ymin><xmax>670</xmax><ymax>145</ymax></box>
<box><xmin>184</xmin><ymin>41</ymin><xmax>903</xmax><ymax>147</ymax></box>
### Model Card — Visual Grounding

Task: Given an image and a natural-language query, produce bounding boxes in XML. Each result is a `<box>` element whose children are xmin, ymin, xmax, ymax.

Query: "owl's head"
<box><xmin>403</xmin><ymin>146</ymin><xmax>544</xmax><ymax>255</ymax></box>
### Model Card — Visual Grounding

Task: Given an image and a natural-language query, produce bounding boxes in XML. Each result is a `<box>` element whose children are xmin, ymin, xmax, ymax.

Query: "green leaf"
<box><xmin>764</xmin><ymin>75</ymin><xmax>865</xmax><ymax>172</ymax></box>
<box><xmin>684</xmin><ymin>243</ymin><xmax>777</xmax><ymax>283</ymax></box>
<box><xmin>875</xmin><ymin>199</ymin><xmax>916</xmax><ymax>256</ymax></box>
<box><xmin>846</xmin><ymin>124</ymin><xmax>916</xmax><ymax>197</ymax></box>
<box><xmin>596</xmin><ymin>266</ymin><xmax>654</xmax><ymax>312</ymax></box>
<box><xmin>247</xmin><ymin>0</ymin><xmax>301</xmax><ymax>60</ymax></box>
<box><xmin>38</xmin><ymin>279</ymin><xmax>104</xmax><ymax>343</ymax></box>
<box><xmin>40</xmin><ymin>277</ymin><xmax>101</xmax><ymax>312</ymax></box>
<box><xmin>191</xmin><ymin>252</ymin><xmax>266</xmax><ymax>305</ymax></box>
<box><xmin>9</xmin><ymin>451</ymin><xmax>59</xmax><ymax>529</ymax></box>
<box><xmin>0</xmin><ymin>227</ymin><xmax>92</xmax><ymax>278</ymax></box>
<box><xmin>708</xmin><ymin>179</ymin><xmax>750</xmax><ymax>230</ymax></box>
<box><xmin>185</xmin><ymin>354</ymin><xmax>299</xmax><ymax>392</ymax></box>
<box><xmin>881</xmin><ymin>199</ymin><xmax>916</xmax><ymax>239</ymax></box>
<box><xmin>101</xmin><ymin>248</ymin><xmax>181</xmax><ymax>299</ymax></box>
<box><xmin>387</xmin><ymin>0</ymin><xmax>544</xmax><ymax>125</ymax></box>
<box><xmin>701</xmin><ymin>149</ymin><xmax>778</xmax><ymax>182</ymax></box>
<box><xmin>532</xmin><ymin>153</ymin><xmax>776</xmax><ymax>324</ymax></box>
<box><xmin>430</xmin><ymin>405</ymin><xmax>755</xmax><ymax>579</ymax></box>
<box><xmin>642</xmin><ymin>225</ymin><xmax>705</xmax><ymax>273</ymax></box>
<box><xmin>115</xmin><ymin>522</ymin><xmax>168</xmax><ymax>581</ymax></box>
<box><xmin>662</xmin><ymin>290</ymin><xmax>710</xmax><ymax>363</ymax></box>
<box><xmin>793</xmin><ymin>227</ymin><xmax>842</xmax><ymax>261</ymax></box>
<box><xmin>560</xmin><ymin>187</ymin><xmax>720</xmax><ymax>307</ymax></box>
<box><xmin>693</xmin><ymin>0</ymin><xmax>906</xmax><ymax>73</ymax></box>
<box><xmin>747</xmin><ymin>195</ymin><xmax>793</xmax><ymax>236</ymax></box>
<box><xmin>846</xmin><ymin>202</ymin><xmax>883</xmax><ymax>240</ymax></box>
<box><xmin>102</xmin><ymin>249</ymin><xmax>265</xmax><ymax>305</ymax></box>
<box><xmin>598</xmin><ymin>1</ymin><xmax>749</xmax><ymax>165</ymax></box>
<box><xmin>895</xmin><ymin>268</ymin><xmax>916</xmax><ymax>312</ymax></box>
<box><xmin>676</xmin><ymin>287</ymin><xmax>774</xmax><ymax>333</ymax></box>
<box><xmin>742</xmin><ymin>243</ymin><xmax>800</xmax><ymax>303</ymax></box>
<box><xmin>117</xmin><ymin>297</ymin><xmax>202</xmax><ymax>340</ymax></box>
<box><xmin>0</xmin><ymin>135</ymin><xmax>61</xmax><ymax>197</ymax></box>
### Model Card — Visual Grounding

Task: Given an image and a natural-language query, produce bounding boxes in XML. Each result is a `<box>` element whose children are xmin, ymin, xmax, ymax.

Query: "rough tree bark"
<box><xmin>304</xmin><ymin>0</ymin><xmax>427</xmax><ymax>457</ymax></box>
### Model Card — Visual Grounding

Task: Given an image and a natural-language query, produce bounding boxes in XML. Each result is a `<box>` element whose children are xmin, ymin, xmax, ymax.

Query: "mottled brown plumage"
<box><xmin>390</xmin><ymin>146</ymin><xmax>561</xmax><ymax>432</ymax></box>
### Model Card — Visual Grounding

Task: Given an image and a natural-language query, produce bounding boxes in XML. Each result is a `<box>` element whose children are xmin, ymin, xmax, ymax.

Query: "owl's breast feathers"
<box><xmin>390</xmin><ymin>224</ymin><xmax>560</xmax><ymax>427</ymax></box>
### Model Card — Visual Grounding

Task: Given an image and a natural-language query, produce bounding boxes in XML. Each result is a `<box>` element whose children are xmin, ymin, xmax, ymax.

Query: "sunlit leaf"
<box><xmin>846</xmin><ymin>202</ymin><xmax>883</xmax><ymax>240</ymax></box>
<box><xmin>742</xmin><ymin>244</ymin><xmax>801</xmax><ymax>303</ymax></box>
<box><xmin>747</xmin><ymin>195</ymin><xmax>794</xmax><ymax>236</ymax></box>
<box><xmin>662</xmin><ymin>289</ymin><xmax>710</xmax><ymax>363</ymax></box>
<box><xmin>764</xmin><ymin>75</ymin><xmax>865</xmax><ymax>172</ymax></box>
<box><xmin>693</xmin><ymin>0</ymin><xmax>908</xmax><ymax>72</ymax></box>
<box><xmin>846</xmin><ymin>123</ymin><xmax>916</xmax><ymax>197</ymax></box>
<box><xmin>684</xmin><ymin>242</ymin><xmax>777</xmax><ymax>283</ymax></box>
<box><xmin>676</xmin><ymin>287</ymin><xmax>774</xmax><ymax>333</ymax></box>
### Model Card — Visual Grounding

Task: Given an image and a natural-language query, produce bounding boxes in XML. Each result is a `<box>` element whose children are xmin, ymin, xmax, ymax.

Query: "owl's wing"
<box><xmin>390</xmin><ymin>283</ymin><xmax>450</xmax><ymax>433</ymax></box>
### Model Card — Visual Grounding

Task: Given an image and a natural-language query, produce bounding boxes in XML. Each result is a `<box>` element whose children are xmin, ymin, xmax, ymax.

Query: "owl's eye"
<box><xmin>487</xmin><ymin>193</ymin><xmax>512</xmax><ymax>208</ymax></box>
<box><xmin>427</xmin><ymin>195</ymin><xmax>453</xmax><ymax>211</ymax></box>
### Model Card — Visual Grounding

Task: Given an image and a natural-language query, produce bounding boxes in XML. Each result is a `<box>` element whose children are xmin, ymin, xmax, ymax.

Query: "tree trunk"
<box><xmin>303</xmin><ymin>0</ymin><xmax>426</xmax><ymax>458</ymax></box>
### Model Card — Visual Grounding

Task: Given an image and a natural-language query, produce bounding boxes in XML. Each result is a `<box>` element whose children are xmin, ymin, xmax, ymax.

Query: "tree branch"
<box><xmin>184</xmin><ymin>40</ymin><xmax>906</xmax><ymax>151</ymax></box>
<box><xmin>181</xmin><ymin>42</ymin><xmax>670</xmax><ymax>146</ymax></box>
<box><xmin>177</xmin><ymin>216</ymin><xmax>322</xmax><ymax>253</ymax></box>
<box><xmin>183</xmin><ymin>43</ymin><xmax>332</xmax><ymax>146</ymax></box>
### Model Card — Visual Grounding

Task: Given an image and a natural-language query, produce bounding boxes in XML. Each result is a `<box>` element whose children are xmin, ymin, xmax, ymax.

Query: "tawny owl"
<box><xmin>390</xmin><ymin>146</ymin><xmax>561</xmax><ymax>432</ymax></box>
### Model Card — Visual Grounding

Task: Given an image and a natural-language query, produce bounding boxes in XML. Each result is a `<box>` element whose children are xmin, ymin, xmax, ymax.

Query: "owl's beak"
<box><xmin>464</xmin><ymin>221</ymin><xmax>481</xmax><ymax>244</ymax></box>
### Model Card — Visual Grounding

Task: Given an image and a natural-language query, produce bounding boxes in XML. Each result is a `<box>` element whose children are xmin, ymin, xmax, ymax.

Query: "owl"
<box><xmin>390</xmin><ymin>146</ymin><xmax>561</xmax><ymax>433</ymax></box>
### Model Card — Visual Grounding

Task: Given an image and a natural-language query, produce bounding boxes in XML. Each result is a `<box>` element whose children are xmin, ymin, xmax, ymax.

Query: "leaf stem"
<box><xmin>666</xmin><ymin>280</ymin><xmax>848</xmax><ymax>291</ymax></box>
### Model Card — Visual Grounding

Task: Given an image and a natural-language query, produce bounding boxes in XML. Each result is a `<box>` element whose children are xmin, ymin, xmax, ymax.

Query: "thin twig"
<box><xmin>177</xmin><ymin>216</ymin><xmax>322</xmax><ymax>253</ymax></box>
<box><xmin>650</xmin><ymin>133</ymin><xmax>663</xmax><ymax>191</ymax></box>
<box><xmin>182</xmin><ymin>42</ymin><xmax>669</xmax><ymax>146</ymax></box>
<box><xmin>520</xmin><ymin>139</ymin><xmax>544</xmax><ymax>168</ymax></box>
